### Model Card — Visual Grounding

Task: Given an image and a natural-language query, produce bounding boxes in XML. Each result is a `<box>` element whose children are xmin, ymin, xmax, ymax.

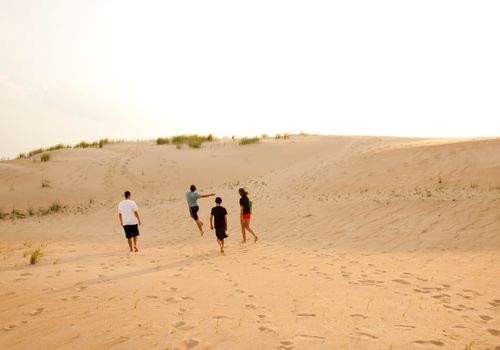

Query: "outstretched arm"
<box><xmin>201</xmin><ymin>193</ymin><xmax>215</xmax><ymax>198</ymax></box>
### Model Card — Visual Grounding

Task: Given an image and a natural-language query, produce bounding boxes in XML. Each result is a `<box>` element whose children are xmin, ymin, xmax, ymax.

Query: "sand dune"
<box><xmin>1</xmin><ymin>135</ymin><xmax>499</xmax><ymax>349</ymax></box>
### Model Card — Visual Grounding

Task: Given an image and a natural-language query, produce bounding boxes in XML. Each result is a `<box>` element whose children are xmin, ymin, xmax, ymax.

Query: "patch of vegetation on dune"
<box><xmin>157</xmin><ymin>134</ymin><xmax>214</xmax><ymax>149</ymax></box>
<box><xmin>18</xmin><ymin>139</ymin><xmax>112</xmax><ymax>159</ymax></box>
<box><xmin>239</xmin><ymin>137</ymin><xmax>260</xmax><ymax>145</ymax></box>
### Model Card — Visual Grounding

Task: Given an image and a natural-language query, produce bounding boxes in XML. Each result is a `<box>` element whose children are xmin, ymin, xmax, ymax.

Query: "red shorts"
<box><xmin>241</xmin><ymin>213</ymin><xmax>251</xmax><ymax>220</ymax></box>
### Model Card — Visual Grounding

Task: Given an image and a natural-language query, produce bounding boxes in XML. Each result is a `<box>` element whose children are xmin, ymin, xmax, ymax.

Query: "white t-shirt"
<box><xmin>118</xmin><ymin>199</ymin><xmax>139</xmax><ymax>225</ymax></box>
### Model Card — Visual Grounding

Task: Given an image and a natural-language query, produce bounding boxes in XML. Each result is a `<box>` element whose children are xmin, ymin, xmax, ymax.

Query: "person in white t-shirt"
<box><xmin>118</xmin><ymin>191</ymin><xmax>142</xmax><ymax>252</ymax></box>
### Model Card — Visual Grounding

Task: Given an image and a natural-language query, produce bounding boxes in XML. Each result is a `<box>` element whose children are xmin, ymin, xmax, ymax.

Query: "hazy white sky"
<box><xmin>1</xmin><ymin>1</ymin><xmax>499</xmax><ymax>158</ymax></box>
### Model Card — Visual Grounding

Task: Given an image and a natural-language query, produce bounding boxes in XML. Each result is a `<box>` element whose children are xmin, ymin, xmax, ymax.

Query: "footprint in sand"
<box><xmin>165</xmin><ymin>297</ymin><xmax>180</xmax><ymax>304</ymax></box>
<box><xmin>413</xmin><ymin>340</ymin><xmax>445</xmax><ymax>347</ymax></box>
<box><xmin>413</xmin><ymin>288</ymin><xmax>430</xmax><ymax>294</ymax></box>
<box><xmin>432</xmin><ymin>294</ymin><xmax>450</xmax><ymax>301</ymax></box>
<box><xmin>212</xmin><ymin>315</ymin><xmax>230</xmax><ymax>320</ymax></box>
<box><xmin>26</xmin><ymin>308</ymin><xmax>44</xmax><ymax>316</ymax></box>
<box><xmin>487</xmin><ymin>329</ymin><xmax>500</xmax><ymax>337</ymax></box>
<box><xmin>294</xmin><ymin>334</ymin><xmax>325</xmax><ymax>342</ymax></box>
<box><xmin>258</xmin><ymin>325</ymin><xmax>276</xmax><ymax>334</ymax></box>
<box><xmin>462</xmin><ymin>289</ymin><xmax>482</xmax><ymax>296</ymax></box>
<box><xmin>106</xmin><ymin>336</ymin><xmax>129</xmax><ymax>347</ymax></box>
<box><xmin>392</xmin><ymin>279</ymin><xmax>411</xmax><ymax>285</ymax></box>
<box><xmin>184</xmin><ymin>337</ymin><xmax>200</xmax><ymax>349</ymax></box>
<box><xmin>456</xmin><ymin>293</ymin><xmax>472</xmax><ymax>300</ymax></box>
<box><xmin>480</xmin><ymin>315</ymin><xmax>493</xmax><ymax>322</ymax></box>
<box><xmin>394</xmin><ymin>324</ymin><xmax>416</xmax><ymax>330</ymax></box>
<box><xmin>2</xmin><ymin>325</ymin><xmax>17</xmax><ymax>332</ymax></box>
<box><xmin>489</xmin><ymin>299</ymin><xmax>500</xmax><ymax>308</ymax></box>
<box><xmin>443</xmin><ymin>304</ymin><xmax>464</xmax><ymax>312</ymax></box>
<box><xmin>245</xmin><ymin>304</ymin><xmax>257</xmax><ymax>310</ymax></box>
<box><xmin>296</xmin><ymin>313</ymin><xmax>316</xmax><ymax>317</ymax></box>
<box><xmin>280</xmin><ymin>340</ymin><xmax>294</xmax><ymax>350</ymax></box>
<box><xmin>350</xmin><ymin>314</ymin><xmax>368</xmax><ymax>319</ymax></box>
<box><xmin>357</xmin><ymin>332</ymin><xmax>379</xmax><ymax>340</ymax></box>
<box><xmin>171</xmin><ymin>321</ymin><xmax>196</xmax><ymax>331</ymax></box>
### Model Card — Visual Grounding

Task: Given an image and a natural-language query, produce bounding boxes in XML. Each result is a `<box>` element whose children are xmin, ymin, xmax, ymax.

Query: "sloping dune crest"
<box><xmin>1</xmin><ymin>135</ymin><xmax>499</xmax><ymax>349</ymax></box>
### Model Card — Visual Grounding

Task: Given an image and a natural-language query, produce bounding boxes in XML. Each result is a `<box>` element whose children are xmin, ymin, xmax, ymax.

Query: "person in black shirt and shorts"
<box><xmin>210</xmin><ymin>197</ymin><xmax>228</xmax><ymax>253</ymax></box>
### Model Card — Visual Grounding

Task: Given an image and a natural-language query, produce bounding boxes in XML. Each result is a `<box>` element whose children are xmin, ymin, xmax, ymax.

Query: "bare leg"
<box><xmin>245</xmin><ymin>220</ymin><xmax>258</xmax><ymax>242</ymax></box>
<box><xmin>240</xmin><ymin>219</ymin><xmax>247</xmax><ymax>243</ymax></box>
<box><xmin>196</xmin><ymin>220</ymin><xmax>204</xmax><ymax>235</ymax></box>
<box><xmin>133</xmin><ymin>236</ymin><xmax>139</xmax><ymax>252</ymax></box>
<box><xmin>127</xmin><ymin>238</ymin><xmax>133</xmax><ymax>252</ymax></box>
<box><xmin>217</xmin><ymin>239</ymin><xmax>224</xmax><ymax>253</ymax></box>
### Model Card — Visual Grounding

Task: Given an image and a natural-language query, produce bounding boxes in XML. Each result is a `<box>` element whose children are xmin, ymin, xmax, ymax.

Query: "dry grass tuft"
<box><xmin>239</xmin><ymin>137</ymin><xmax>260</xmax><ymax>145</ymax></box>
<box><xmin>30</xmin><ymin>248</ymin><xmax>44</xmax><ymax>265</ymax></box>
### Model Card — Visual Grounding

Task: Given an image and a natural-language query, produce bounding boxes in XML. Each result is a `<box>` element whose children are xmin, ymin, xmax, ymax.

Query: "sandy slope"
<box><xmin>0</xmin><ymin>135</ymin><xmax>499</xmax><ymax>349</ymax></box>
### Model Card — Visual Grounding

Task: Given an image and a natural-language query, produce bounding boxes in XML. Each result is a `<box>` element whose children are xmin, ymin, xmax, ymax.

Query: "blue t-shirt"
<box><xmin>186</xmin><ymin>191</ymin><xmax>202</xmax><ymax>207</ymax></box>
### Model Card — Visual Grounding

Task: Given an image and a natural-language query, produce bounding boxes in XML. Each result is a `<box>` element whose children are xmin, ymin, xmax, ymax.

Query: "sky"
<box><xmin>1</xmin><ymin>0</ymin><xmax>499</xmax><ymax>158</ymax></box>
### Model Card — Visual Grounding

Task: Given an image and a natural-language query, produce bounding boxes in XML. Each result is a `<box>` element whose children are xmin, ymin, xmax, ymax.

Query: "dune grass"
<box><xmin>98</xmin><ymin>139</ymin><xmax>109</xmax><ymax>148</ymax></box>
<box><xmin>0</xmin><ymin>201</ymin><xmax>65</xmax><ymax>220</ymax></box>
<box><xmin>156</xmin><ymin>137</ymin><xmax>171</xmax><ymax>145</ymax></box>
<box><xmin>239</xmin><ymin>137</ymin><xmax>260</xmax><ymax>145</ymax></box>
<box><xmin>170</xmin><ymin>134</ymin><xmax>214</xmax><ymax>149</ymax></box>
<box><xmin>30</xmin><ymin>248</ymin><xmax>44</xmax><ymax>265</ymax></box>
<box><xmin>41</xmin><ymin>202</ymin><xmax>62</xmax><ymax>215</ymax></box>
<box><xmin>156</xmin><ymin>135</ymin><xmax>214</xmax><ymax>148</ymax></box>
<box><xmin>40</xmin><ymin>153</ymin><xmax>51</xmax><ymax>162</ymax></box>
<box><xmin>18</xmin><ymin>139</ymin><xmax>112</xmax><ymax>160</ymax></box>
<box><xmin>275</xmin><ymin>133</ymin><xmax>291</xmax><ymax>140</ymax></box>
<box><xmin>11</xmin><ymin>208</ymin><xmax>25</xmax><ymax>219</ymax></box>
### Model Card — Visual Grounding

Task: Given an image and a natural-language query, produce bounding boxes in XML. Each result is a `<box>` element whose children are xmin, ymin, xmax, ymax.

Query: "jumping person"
<box><xmin>186</xmin><ymin>185</ymin><xmax>215</xmax><ymax>235</ymax></box>
<box><xmin>210</xmin><ymin>197</ymin><xmax>228</xmax><ymax>253</ymax></box>
<box><xmin>239</xmin><ymin>188</ymin><xmax>258</xmax><ymax>243</ymax></box>
<box><xmin>118</xmin><ymin>191</ymin><xmax>141</xmax><ymax>252</ymax></box>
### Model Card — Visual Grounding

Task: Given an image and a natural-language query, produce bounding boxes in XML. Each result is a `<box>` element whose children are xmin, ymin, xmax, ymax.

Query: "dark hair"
<box><xmin>124</xmin><ymin>191</ymin><xmax>131</xmax><ymax>198</ymax></box>
<box><xmin>215</xmin><ymin>196</ymin><xmax>222</xmax><ymax>204</ymax></box>
<box><xmin>190</xmin><ymin>185</ymin><xmax>196</xmax><ymax>192</ymax></box>
<box><xmin>238</xmin><ymin>188</ymin><xmax>248</xmax><ymax>197</ymax></box>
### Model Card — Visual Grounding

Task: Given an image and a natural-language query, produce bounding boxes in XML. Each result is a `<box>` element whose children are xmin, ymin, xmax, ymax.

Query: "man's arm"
<box><xmin>201</xmin><ymin>193</ymin><xmax>215</xmax><ymax>198</ymax></box>
<box><xmin>119</xmin><ymin>213</ymin><xmax>123</xmax><ymax>226</ymax></box>
<box><xmin>134</xmin><ymin>211</ymin><xmax>142</xmax><ymax>225</ymax></box>
<box><xmin>210</xmin><ymin>214</ymin><xmax>214</xmax><ymax>230</ymax></box>
<box><xmin>224</xmin><ymin>215</ymin><xmax>227</xmax><ymax>231</ymax></box>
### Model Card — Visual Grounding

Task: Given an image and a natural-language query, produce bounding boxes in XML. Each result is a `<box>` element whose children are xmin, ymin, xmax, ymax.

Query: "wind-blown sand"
<box><xmin>0</xmin><ymin>135</ymin><xmax>499</xmax><ymax>349</ymax></box>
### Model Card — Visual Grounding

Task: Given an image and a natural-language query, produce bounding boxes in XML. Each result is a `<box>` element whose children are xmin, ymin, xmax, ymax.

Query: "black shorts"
<box><xmin>215</xmin><ymin>228</ymin><xmax>228</xmax><ymax>240</ymax></box>
<box><xmin>123</xmin><ymin>224</ymin><xmax>140</xmax><ymax>239</ymax></box>
<box><xmin>189</xmin><ymin>206</ymin><xmax>199</xmax><ymax>220</ymax></box>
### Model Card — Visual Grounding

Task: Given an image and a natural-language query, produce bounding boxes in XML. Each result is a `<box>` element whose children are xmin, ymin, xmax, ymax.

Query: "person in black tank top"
<box><xmin>239</xmin><ymin>188</ymin><xmax>258</xmax><ymax>243</ymax></box>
